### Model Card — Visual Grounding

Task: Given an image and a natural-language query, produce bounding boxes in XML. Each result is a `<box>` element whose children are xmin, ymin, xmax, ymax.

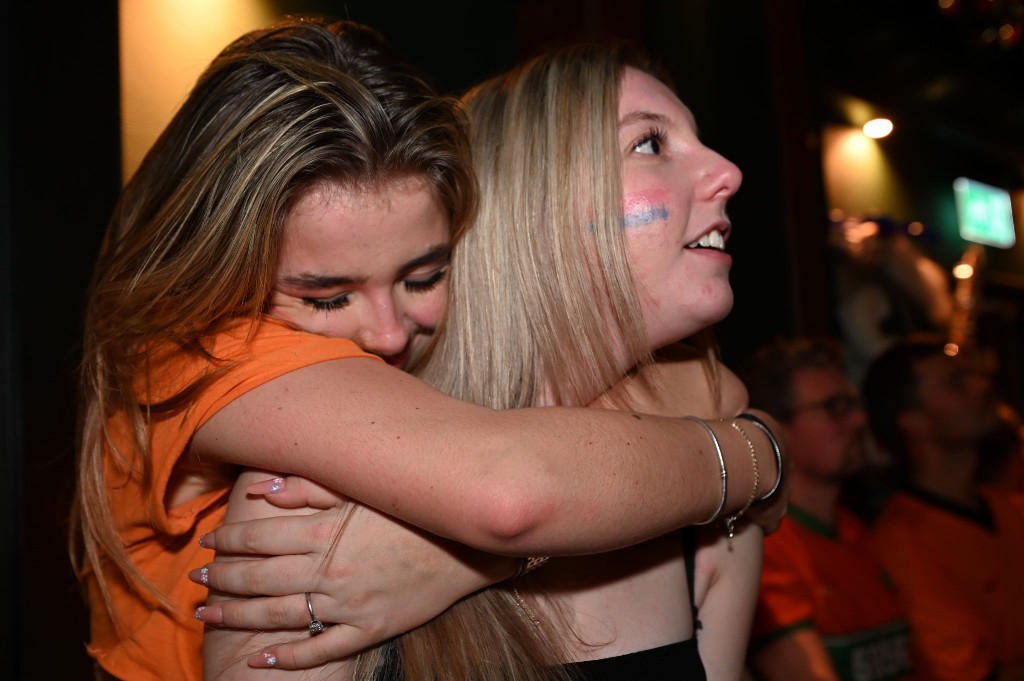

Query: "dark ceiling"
<box><xmin>804</xmin><ymin>0</ymin><xmax>1024</xmax><ymax>166</ymax></box>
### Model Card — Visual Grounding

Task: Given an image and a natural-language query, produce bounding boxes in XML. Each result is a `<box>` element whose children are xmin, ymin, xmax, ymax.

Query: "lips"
<box><xmin>684</xmin><ymin>227</ymin><xmax>728</xmax><ymax>251</ymax></box>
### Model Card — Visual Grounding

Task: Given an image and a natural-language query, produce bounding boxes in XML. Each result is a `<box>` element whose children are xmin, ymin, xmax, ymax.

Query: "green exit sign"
<box><xmin>953</xmin><ymin>177</ymin><xmax>1016</xmax><ymax>248</ymax></box>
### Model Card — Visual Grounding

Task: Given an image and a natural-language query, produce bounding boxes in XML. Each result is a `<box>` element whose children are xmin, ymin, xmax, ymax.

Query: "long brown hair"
<box><xmin>71</xmin><ymin>16</ymin><xmax>475</xmax><ymax>630</ymax></box>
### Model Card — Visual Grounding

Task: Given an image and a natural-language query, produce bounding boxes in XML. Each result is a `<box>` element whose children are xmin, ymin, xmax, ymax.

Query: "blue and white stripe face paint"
<box><xmin>622</xmin><ymin>192</ymin><xmax>670</xmax><ymax>229</ymax></box>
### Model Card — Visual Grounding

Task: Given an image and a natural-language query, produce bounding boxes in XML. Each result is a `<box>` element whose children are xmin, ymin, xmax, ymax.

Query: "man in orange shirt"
<box><xmin>743</xmin><ymin>337</ymin><xmax>914</xmax><ymax>681</ymax></box>
<box><xmin>863</xmin><ymin>337</ymin><xmax>1024</xmax><ymax>681</ymax></box>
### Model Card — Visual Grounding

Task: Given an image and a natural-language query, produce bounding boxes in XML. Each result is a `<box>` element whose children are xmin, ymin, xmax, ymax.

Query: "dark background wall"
<box><xmin>5</xmin><ymin>1</ymin><xmax>1021</xmax><ymax>678</ymax></box>
<box><xmin>6</xmin><ymin>2</ymin><xmax>121</xmax><ymax>679</ymax></box>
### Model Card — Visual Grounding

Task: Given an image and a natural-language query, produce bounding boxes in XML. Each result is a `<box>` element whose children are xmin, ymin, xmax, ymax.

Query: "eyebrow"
<box><xmin>619</xmin><ymin>110</ymin><xmax>673</xmax><ymax>129</ymax></box>
<box><xmin>619</xmin><ymin>109</ymin><xmax>701</xmax><ymax>137</ymax></box>
<box><xmin>280</xmin><ymin>244</ymin><xmax>450</xmax><ymax>291</ymax></box>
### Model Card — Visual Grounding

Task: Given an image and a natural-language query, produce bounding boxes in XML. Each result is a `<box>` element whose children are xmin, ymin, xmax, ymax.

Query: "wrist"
<box><xmin>682</xmin><ymin>414</ymin><xmax>782</xmax><ymax>534</ymax></box>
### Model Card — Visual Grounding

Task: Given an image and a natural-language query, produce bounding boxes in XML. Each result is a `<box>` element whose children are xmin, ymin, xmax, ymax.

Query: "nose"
<box><xmin>354</xmin><ymin>296</ymin><xmax>411</xmax><ymax>359</ymax></box>
<box><xmin>698</xmin><ymin>148</ymin><xmax>742</xmax><ymax>202</ymax></box>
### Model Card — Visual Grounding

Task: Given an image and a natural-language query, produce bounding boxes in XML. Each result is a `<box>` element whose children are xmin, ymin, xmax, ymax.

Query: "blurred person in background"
<box><xmin>742</xmin><ymin>337</ymin><xmax>914</xmax><ymax>681</ymax></box>
<box><xmin>863</xmin><ymin>336</ymin><xmax>1024</xmax><ymax>681</ymax></box>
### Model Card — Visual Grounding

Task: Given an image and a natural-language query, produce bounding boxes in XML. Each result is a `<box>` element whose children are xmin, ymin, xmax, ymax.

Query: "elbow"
<box><xmin>464</xmin><ymin>478</ymin><xmax>558</xmax><ymax>554</ymax></box>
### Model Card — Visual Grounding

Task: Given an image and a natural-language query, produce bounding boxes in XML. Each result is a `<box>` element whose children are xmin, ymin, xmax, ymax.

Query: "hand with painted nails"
<box><xmin>198</xmin><ymin>470</ymin><xmax>517</xmax><ymax>674</ymax></box>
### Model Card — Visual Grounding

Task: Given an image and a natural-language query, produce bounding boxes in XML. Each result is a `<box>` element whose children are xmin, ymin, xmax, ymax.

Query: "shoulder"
<box><xmin>217</xmin><ymin>316</ymin><xmax>371</xmax><ymax>359</ymax></box>
<box><xmin>142</xmin><ymin>316</ymin><xmax>373</xmax><ymax>405</ymax></box>
<box><xmin>980</xmin><ymin>486</ymin><xmax>1024</xmax><ymax>533</ymax></box>
<box><xmin>872</xmin><ymin>492</ymin><xmax>926</xmax><ymax>531</ymax></box>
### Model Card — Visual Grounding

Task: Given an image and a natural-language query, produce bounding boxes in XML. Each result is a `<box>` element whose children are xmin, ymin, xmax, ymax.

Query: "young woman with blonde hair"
<box><xmin>200</xmin><ymin>42</ymin><xmax>778</xmax><ymax>680</ymax></box>
<box><xmin>74</xmin><ymin>18</ymin><xmax>782</xmax><ymax>681</ymax></box>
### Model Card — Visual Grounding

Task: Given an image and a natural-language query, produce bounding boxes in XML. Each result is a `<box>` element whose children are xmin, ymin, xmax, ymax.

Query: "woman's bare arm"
<box><xmin>693</xmin><ymin>523</ymin><xmax>764</xmax><ymax>681</ymax></box>
<box><xmin>197</xmin><ymin>352</ymin><xmax>785</xmax><ymax>672</ymax></box>
<box><xmin>194</xmin><ymin>356</ymin><xmax>782</xmax><ymax>556</ymax></box>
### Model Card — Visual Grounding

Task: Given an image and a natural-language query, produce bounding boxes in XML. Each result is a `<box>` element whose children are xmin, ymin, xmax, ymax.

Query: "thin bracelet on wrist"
<box><xmin>735</xmin><ymin>412</ymin><xmax>783</xmax><ymax>505</ymax></box>
<box><xmin>681</xmin><ymin>416</ymin><xmax>727</xmax><ymax>525</ymax></box>
<box><xmin>721</xmin><ymin>419</ymin><xmax>760</xmax><ymax>538</ymax></box>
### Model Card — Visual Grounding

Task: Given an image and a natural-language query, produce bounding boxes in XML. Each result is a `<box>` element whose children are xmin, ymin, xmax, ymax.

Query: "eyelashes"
<box><xmin>302</xmin><ymin>267</ymin><xmax>448</xmax><ymax>313</ymax></box>
<box><xmin>632</xmin><ymin>126</ymin><xmax>667</xmax><ymax>155</ymax></box>
<box><xmin>304</xmin><ymin>294</ymin><xmax>350</xmax><ymax>312</ymax></box>
<box><xmin>403</xmin><ymin>267</ymin><xmax>447</xmax><ymax>293</ymax></box>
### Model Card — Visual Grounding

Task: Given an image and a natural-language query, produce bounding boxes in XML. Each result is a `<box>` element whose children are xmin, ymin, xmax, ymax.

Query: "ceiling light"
<box><xmin>862</xmin><ymin>118</ymin><xmax>894</xmax><ymax>138</ymax></box>
<box><xmin>952</xmin><ymin>262</ymin><xmax>974</xmax><ymax>279</ymax></box>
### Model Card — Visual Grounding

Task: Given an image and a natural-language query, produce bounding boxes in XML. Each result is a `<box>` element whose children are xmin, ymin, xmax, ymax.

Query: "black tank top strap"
<box><xmin>681</xmin><ymin>526</ymin><xmax>702</xmax><ymax>631</ymax></box>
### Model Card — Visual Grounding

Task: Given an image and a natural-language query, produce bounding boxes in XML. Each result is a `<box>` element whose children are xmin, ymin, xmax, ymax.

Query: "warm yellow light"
<box><xmin>120</xmin><ymin>0</ymin><xmax>276</xmax><ymax>181</ymax></box>
<box><xmin>862</xmin><ymin>118</ymin><xmax>894</xmax><ymax>139</ymax></box>
<box><xmin>944</xmin><ymin>343</ymin><xmax>960</xmax><ymax>357</ymax></box>
<box><xmin>937</xmin><ymin>0</ymin><xmax>955</xmax><ymax>9</ymax></box>
<box><xmin>952</xmin><ymin>263</ymin><xmax>974</xmax><ymax>279</ymax></box>
<box><xmin>907</xmin><ymin>221</ymin><xmax>924</xmax><ymax>236</ymax></box>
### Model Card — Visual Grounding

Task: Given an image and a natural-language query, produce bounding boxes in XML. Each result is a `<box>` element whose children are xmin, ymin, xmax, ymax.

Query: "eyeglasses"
<box><xmin>787</xmin><ymin>393</ymin><xmax>863</xmax><ymax>419</ymax></box>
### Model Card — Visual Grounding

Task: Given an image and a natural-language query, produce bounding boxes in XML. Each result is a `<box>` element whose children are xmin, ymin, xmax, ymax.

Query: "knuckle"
<box><xmin>321</xmin><ymin>561</ymin><xmax>352</xmax><ymax>582</ymax></box>
<box><xmin>363</xmin><ymin>619</ymin><xmax>390</xmax><ymax>642</ymax></box>
<box><xmin>311</xmin><ymin>636</ymin><xmax>342</xmax><ymax>666</ymax></box>
<box><xmin>310</xmin><ymin>521</ymin><xmax>338</xmax><ymax>544</ymax></box>
<box><xmin>265</xmin><ymin>599</ymin><xmax>298</xmax><ymax>628</ymax></box>
<box><xmin>241</xmin><ymin>563</ymin><xmax>271</xmax><ymax>593</ymax></box>
<box><xmin>239</xmin><ymin>524</ymin><xmax>265</xmax><ymax>552</ymax></box>
<box><xmin>345</xmin><ymin>591</ymin><xmax>371</xmax><ymax>610</ymax></box>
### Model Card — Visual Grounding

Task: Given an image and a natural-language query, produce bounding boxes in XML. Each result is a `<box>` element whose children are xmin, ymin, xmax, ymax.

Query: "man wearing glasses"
<box><xmin>742</xmin><ymin>337</ymin><xmax>914</xmax><ymax>681</ymax></box>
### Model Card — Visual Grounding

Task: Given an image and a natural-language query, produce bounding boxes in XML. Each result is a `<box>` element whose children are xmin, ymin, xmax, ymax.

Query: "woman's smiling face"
<box><xmin>270</xmin><ymin>176</ymin><xmax>450</xmax><ymax>369</ymax></box>
<box><xmin>618</xmin><ymin>67</ymin><xmax>743</xmax><ymax>350</ymax></box>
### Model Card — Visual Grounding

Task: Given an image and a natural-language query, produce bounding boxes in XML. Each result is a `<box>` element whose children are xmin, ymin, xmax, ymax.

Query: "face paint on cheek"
<box><xmin>621</xmin><ymin>189</ymin><xmax>669</xmax><ymax>229</ymax></box>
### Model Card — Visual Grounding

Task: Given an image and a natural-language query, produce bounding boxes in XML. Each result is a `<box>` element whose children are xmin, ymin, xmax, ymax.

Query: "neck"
<box><xmin>789</xmin><ymin>469</ymin><xmax>842</xmax><ymax>526</ymax></box>
<box><xmin>910</xmin><ymin>440</ymin><xmax>979</xmax><ymax>506</ymax></box>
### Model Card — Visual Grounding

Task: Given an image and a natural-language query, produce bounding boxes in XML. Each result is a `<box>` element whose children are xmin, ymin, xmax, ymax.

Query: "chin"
<box><xmin>695</xmin><ymin>291</ymin><xmax>735</xmax><ymax>329</ymax></box>
<box><xmin>645</xmin><ymin>287</ymin><xmax>734</xmax><ymax>347</ymax></box>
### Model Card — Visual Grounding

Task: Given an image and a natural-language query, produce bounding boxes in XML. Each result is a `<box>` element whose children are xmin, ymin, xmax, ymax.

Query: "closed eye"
<box><xmin>303</xmin><ymin>293</ymin><xmax>351</xmax><ymax>312</ymax></box>
<box><xmin>404</xmin><ymin>267</ymin><xmax>448</xmax><ymax>293</ymax></box>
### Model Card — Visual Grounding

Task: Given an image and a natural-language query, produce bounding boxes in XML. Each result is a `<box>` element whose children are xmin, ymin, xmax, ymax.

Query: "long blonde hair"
<box><xmin>71</xmin><ymin>16</ymin><xmax>475</xmax><ymax>628</ymax></box>
<box><xmin>385</xmin><ymin>43</ymin><xmax>716</xmax><ymax>681</ymax></box>
<box><xmin>422</xmin><ymin>42</ymin><xmax>661</xmax><ymax>408</ymax></box>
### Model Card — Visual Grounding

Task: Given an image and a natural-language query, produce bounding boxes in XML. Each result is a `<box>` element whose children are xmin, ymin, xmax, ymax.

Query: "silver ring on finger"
<box><xmin>305</xmin><ymin>592</ymin><xmax>325</xmax><ymax>636</ymax></box>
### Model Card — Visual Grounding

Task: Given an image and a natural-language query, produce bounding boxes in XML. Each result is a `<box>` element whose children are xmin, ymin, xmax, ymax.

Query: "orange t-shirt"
<box><xmin>752</xmin><ymin>506</ymin><xmax>913</xmax><ymax>681</ymax></box>
<box><xmin>85</xmin><ymin>317</ymin><xmax>374</xmax><ymax>681</ymax></box>
<box><xmin>871</xmin><ymin>487</ymin><xmax>1024</xmax><ymax>681</ymax></box>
